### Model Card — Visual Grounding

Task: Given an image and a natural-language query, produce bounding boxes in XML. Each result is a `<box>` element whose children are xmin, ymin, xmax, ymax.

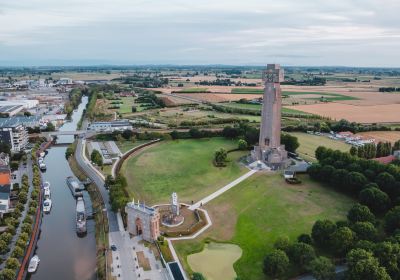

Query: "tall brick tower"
<box><xmin>251</xmin><ymin>64</ymin><xmax>289</xmax><ymax>170</ymax></box>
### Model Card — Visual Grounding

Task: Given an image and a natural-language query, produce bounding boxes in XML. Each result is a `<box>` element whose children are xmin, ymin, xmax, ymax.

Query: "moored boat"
<box><xmin>43</xmin><ymin>198</ymin><xmax>52</xmax><ymax>213</ymax></box>
<box><xmin>39</xmin><ymin>163</ymin><xmax>47</xmax><ymax>171</ymax></box>
<box><xmin>28</xmin><ymin>255</ymin><xmax>40</xmax><ymax>273</ymax></box>
<box><xmin>66</xmin><ymin>176</ymin><xmax>84</xmax><ymax>197</ymax></box>
<box><xmin>76</xmin><ymin>197</ymin><xmax>87</xmax><ymax>234</ymax></box>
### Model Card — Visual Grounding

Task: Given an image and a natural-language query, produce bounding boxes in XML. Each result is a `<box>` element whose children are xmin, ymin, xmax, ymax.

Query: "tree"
<box><xmin>352</xmin><ymin>222</ymin><xmax>377</xmax><ymax>241</ymax></box>
<box><xmin>0</xmin><ymin>239</ymin><xmax>8</xmax><ymax>254</ymax></box>
<box><xmin>274</xmin><ymin>236</ymin><xmax>290</xmax><ymax>252</ymax></box>
<box><xmin>46</xmin><ymin>122</ymin><xmax>55</xmax><ymax>132</ymax></box>
<box><xmin>91</xmin><ymin>149</ymin><xmax>103</xmax><ymax>166</ymax></box>
<box><xmin>5</xmin><ymin>257</ymin><xmax>20</xmax><ymax>270</ymax></box>
<box><xmin>350</xmin><ymin>146</ymin><xmax>357</xmax><ymax>156</ymax></box>
<box><xmin>214</xmin><ymin>148</ymin><xmax>227</xmax><ymax>166</ymax></box>
<box><xmin>346</xmin><ymin>248</ymin><xmax>390</xmax><ymax>280</ymax></box>
<box><xmin>263</xmin><ymin>249</ymin><xmax>289</xmax><ymax>278</ymax></box>
<box><xmin>308</xmin><ymin>256</ymin><xmax>335</xmax><ymax>280</ymax></box>
<box><xmin>384</xmin><ymin>206</ymin><xmax>400</xmax><ymax>233</ymax></box>
<box><xmin>347</xmin><ymin>172</ymin><xmax>368</xmax><ymax>193</ymax></box>
<box><xmin>311</xmin><ymin>220</ymin><xmax>336</xmax><ymax>248</ymax></box>
<box><xmin>192</xmin><ymin>272</ymin><xmax>206</xmax><ymax>280</ymax></box>
<box><xmin>281</xmin><ymin>133</ymin><xmax>299</xmax><ymax>153</ymax></box>
<box><xmin>11</xmin><ymin>245</ymin><xmax>24</xmax><ymax>258</ymax></box>
<box><xmin>331</xmin><ymin>227</ymin><xmax>355</xmax><ymax>255</ymax></box>
<box><xmin>0</xmin><ymin>268</ymin><xmax>16</xmax><ymax>280</ymax></box>
<box><xmin>238</xmin><ymin>139</ymin><xmax>247</xmax><ymax>150</ymax></box>
<box><xmin>375</xmin><ymin>172</ymin><xmax>396</xmax><ymax>196</ymax></box>
<box><xmin>359</xmin><ymin>187</ymin><xmax>390</xmax><ymax>214</ymax></box>
<box><xmin>288</xmin><ymin>242</ymin><xmax>316</xmax><ymax>270</ymax></box>
<box><xmin>122</xmin><ymin>129</ymin><xmax>133</xmax><ymax>140</ymax></box>
<box><xmin>297</xmin><ymin>233</ymin><xmax>312</xmax><ymax>245</ymax></box>
<box><xmin>189</xmin><ymin>128</ymin><xmax>203</xmax><ymax>139</ymax></box>
<box><xmin>373</xmin><ymin>242</ymin><xmax>400</xmax><ymax>277</ymax></box>
<box><xmin>347</xmin><ymin>204</ymin><xmax>375</xmax><ymax>224</ymax></box>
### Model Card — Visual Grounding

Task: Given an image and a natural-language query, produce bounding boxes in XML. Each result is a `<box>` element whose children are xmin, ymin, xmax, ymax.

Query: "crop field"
<box><xmin>291</xmin><ymin>103</ymin><xmax>400</xmax><ymax>123</ymax></box>
<box><xmin>121</xmin><ymin>138</ymin><xmax>248</xmax><ymax>204</ymax></box>
<box><xmin>356</xmin><ymin>131</ymin><xmax>400</xmax><ymax>144</ymax></box>
<box><xmin>174</xmin><ymin>173</ymin><xmax>354</xmax><ymax>280</ymax></box>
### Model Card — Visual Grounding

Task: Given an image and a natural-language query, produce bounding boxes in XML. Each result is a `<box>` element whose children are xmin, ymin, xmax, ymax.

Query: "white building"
<box><xmin>87</xmin><ymin>120</ymin><xmax>132</xmax><ymax>132</ymax></box>
<box><xmin>0</xmin><ymin>120</ymin><xmax>28</xmax><ymax>152</ymax></box>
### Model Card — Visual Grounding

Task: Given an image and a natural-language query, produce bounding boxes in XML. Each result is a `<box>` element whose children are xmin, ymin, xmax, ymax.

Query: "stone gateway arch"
<box><xmin>251</xmin><ymin>64</ymin><xmax>290</xmax><ymax>170</ymax></box>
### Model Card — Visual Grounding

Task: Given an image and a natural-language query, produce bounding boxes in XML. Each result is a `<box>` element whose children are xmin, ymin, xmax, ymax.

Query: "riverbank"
<box><xmin>68</xmin><ymin>149</ymin><xmax>111</xmax><ymax>280</ymax></box>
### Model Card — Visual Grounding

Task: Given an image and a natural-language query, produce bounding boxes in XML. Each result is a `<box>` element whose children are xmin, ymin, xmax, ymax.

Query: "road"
<box><xmin>75</xmin><ymin>138</ymin><xmax>142</xmax><ymax>279</ymax></box>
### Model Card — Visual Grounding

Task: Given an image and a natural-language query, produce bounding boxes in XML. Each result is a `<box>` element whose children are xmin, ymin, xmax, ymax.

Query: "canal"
<box><xmin>30</xmin><ymin>96</ymin><xmax>97</xmax><ymax>280</ymax></box>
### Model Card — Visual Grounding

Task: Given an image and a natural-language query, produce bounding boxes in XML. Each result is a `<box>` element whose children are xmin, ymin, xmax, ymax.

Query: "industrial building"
<box><xmin>87</xmin><ymin>120</ymin><xmax>132</xmax><ymax>132</ymax></box>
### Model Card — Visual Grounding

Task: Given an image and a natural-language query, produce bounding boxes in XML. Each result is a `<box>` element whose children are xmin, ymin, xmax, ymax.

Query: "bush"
<box><xmin>347</xmin><ymin>204</ymin><xmax>375</xmax><ymax>224</ymax></box>
<box><xmin>308</xmin><ymin>256</ymin><xmax>335</xmax><ymax>280</ymax></box>
<box><xmin>11</xmin><ymin>246</ymin><xmax>24</xmax><ymax>258</ymax></box>
<box><xmin>5</xmin><ymin>257</ymin><xmax>20</xmax><ymax>270</ymax></box>
<box><xmin>263</xmin><ymin>249</ymin><xmax>289</xmax><ymax>278</ymax></box>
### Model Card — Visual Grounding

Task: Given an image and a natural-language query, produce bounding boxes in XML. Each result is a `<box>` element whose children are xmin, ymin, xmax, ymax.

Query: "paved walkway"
<box><xmin>188</xmin><ymin>169</ymin><xmax>257</xmax><ymax>210</ymax></box>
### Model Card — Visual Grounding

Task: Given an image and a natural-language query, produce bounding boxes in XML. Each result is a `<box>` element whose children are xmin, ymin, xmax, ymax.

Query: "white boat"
<box><xmin>38</xmin><ymin>157</ymin><xmax>44</xmax><ymax>164</ymax></box>
<box><xmin>28</xmin><ymin>255</ymin><xmax>40</xmax><ymax>273</ymax></box>
<box><xmin>39</xmin><ymin>152</ymin><xmax>45</xmax><ymax>158</ymax></box>
<box><xmin>43</xmin><ymin>181</ymin><xmax>50</xmax><ymax>189</ymax></box>
<box><xmin>39</xmin><ymin>163</ymin><xmax>47</xmax><ymax>171</ymax></box>
<box><xmin>43</xmin><ymin>199</ymin><xmax>52</xmax><ymax>213</ymax></box>
<box><xmin>44</xmin><ymin>187</ymin><xmax>51</xmax><ymax>199</ymax></box>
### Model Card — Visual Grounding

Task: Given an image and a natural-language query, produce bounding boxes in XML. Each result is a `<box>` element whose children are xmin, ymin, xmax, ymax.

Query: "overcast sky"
<box><xmin>1</xmin><ymin>0</ymin><xmax>399</xmax><ymax>67</ymax></box>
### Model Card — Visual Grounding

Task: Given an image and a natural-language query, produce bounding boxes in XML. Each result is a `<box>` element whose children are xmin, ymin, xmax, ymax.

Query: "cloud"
<box><xmin>0</xmin><ymin>0</ymin><xmax>399</xmax><ymax>66</ymax></box>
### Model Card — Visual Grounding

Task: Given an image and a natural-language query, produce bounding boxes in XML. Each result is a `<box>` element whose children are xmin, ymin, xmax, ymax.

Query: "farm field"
<box><xmin>291</xmin><ymin>103</ymin><xmax>400</xmax><ymax>123</ymax></box>
<box><xmin>174</xmin><ymin>173</ymin><xmax>354</xmax><ymax>280</ymax></box>
<box><xmin>120</xmin><ymin>138</ymin><xmax>248</xmax><ymax>204</ymax></box>
<box><xmin>356</xmin><ymin>131</ymin><xmax>400</xmax><ymax>144</ymax></box>
<box><xmin>289</xmin><ymin>132</ymin><xmax>351</xmax><ymax>162</ymax></box>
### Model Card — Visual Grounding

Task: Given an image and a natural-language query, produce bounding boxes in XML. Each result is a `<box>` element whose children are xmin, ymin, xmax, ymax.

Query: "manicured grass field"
<box><xmin>175</xmin><ymin>173</ymin><xmax>354</xmax><ymax>280</ymax></box>
<box><xmin>230</xmin><ymin>88</ymin><xmax>359</xmax><ymax>100</ymax></box>
<box><xmin>121</xmin><ymin>138</ymin><xmax>248</xmax><ymax>204</ymax></box>
<box><xmin>116</xmin><ymin>140</ymin><xmax>151</xmax><ymax>153</ymax></box>
<box><xmin>289</xmin><ymin>132</ymin><xmax>351</xmax><ymax>162</ymax></box>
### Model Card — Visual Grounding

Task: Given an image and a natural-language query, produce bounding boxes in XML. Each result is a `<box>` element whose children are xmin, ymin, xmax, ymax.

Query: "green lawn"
<box><xmin>175</xmin><ymin>87</ymin><xmax>210</xmax><ymax>93</ymax></box>
<box><xmin>116</xmin><ymin>140</ymin><xmax>151</xmax><ymax>154</ymax></box>
<box><xmin>175</xmin><ymin>173</ymin><xmax>354</xmax><ymax>280</ymax></box>
<box><xmin>290</xmin><ymin>132</ymin><xmax>351</xmax><ymax>162</ymax></box>
<box><xmin>219</xmin><ymin>102</ymin><xmax>312</xmax><ymax>116</ymax></box>
<box><xmin>121</xmin><ymin>138</ymin><xmax>248</xmax><ymax>204</ymax></box>
<box><xmin>230</xmin><ymin>89</ymin><xmax>359</xmax><ymax>101</ymax></box>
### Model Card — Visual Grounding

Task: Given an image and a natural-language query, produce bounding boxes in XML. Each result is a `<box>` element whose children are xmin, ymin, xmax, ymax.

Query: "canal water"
<box><xmin>30</xmin><ymin>96</ymin><xmax>97</xmax><ymax>280</ymax></box>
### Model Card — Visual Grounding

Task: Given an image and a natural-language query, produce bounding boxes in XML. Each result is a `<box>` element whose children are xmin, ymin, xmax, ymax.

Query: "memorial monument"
<box><xmin>126</xmin><ymin>199</ymin><xmax>160</xmax><ymax>242</ymax></box>
<box><xmin>251</xmin><ymin>64</ymin><xmax>290</xmax><ymax>170</ymax></box>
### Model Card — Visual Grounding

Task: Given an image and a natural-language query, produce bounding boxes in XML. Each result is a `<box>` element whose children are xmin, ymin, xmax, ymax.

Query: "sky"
<box><xmin>1</xmin><ymin>0</ymin><xmax>400</xmax><ymax>67</ymax></box>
